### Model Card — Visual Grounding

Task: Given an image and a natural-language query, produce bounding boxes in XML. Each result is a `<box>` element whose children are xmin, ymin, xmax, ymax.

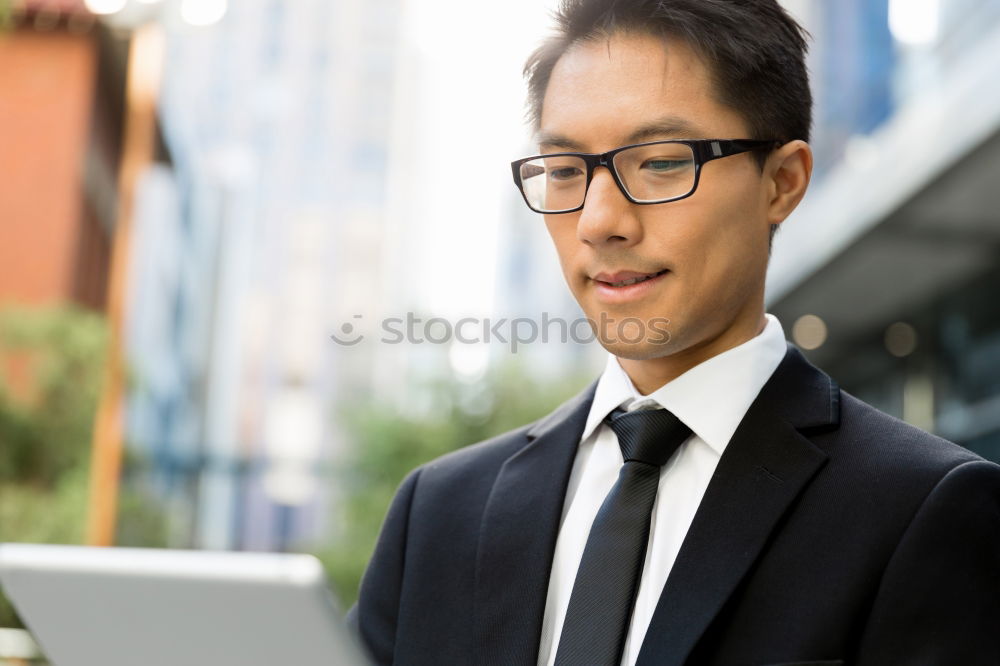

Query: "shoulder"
<box><xmin>821</xmin><ymin>389</ymin><xmax>996</xmax><ymax>503</ymax></box>
<box><xmin>414</xmin><ymin>422</ymin><xmax>536</xmax><ymax>487</ymax></box>
<box><xmin>837</xmin><ymin>389</ymin><xmax>981</xmax><ymax>467</ymax></box>
<box><xmin>848</xmin><ymin>404</ymin><xmax>1000</xmax><ymax>661</ymax></box>
<box><xmin>371</xmin><ymin>421</ymin><xmax>537</xmax><ymax>520</ymax></box>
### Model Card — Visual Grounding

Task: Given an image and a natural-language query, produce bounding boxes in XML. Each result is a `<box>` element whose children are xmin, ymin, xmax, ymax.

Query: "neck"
<box><xmin>618</xmin><ymin>310</ymin><xmax>768</xmax><ymax>395</ymax></box>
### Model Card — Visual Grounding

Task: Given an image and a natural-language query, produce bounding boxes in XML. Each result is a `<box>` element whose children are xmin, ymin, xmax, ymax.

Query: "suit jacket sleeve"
<box><xmin>346</xmin><ymin>468</ymin><xmax>422</xmax><ymax>665</ymax></box>
<box><xmin>856</xmin><ymin>459</ymin><xmax>1000</xmax><ymax>664</ymax></box>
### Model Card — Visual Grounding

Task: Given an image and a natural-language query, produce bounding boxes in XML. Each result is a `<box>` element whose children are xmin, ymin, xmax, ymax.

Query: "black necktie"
<box><xmin>554</xmin><ymin>407</ymin><xmax>693</xmax><ymax>666</ymax></box>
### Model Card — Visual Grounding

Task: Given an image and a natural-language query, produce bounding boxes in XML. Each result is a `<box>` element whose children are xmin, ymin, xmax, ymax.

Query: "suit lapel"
<box><xmin>637</xmin><ymin>345</ymin><xmax>840</xmax><ymax>666</ymax></box>
<box><xmin>473</xmin><ymin>381</ymin><xmax>597</xmax><ymax>666</ymax></box>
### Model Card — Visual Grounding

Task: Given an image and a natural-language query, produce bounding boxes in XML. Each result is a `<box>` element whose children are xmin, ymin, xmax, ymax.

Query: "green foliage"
<box><xmin>0</xmin><ymin>305</ymin><xmax>167</xmax><ymax>629</ymax></box>
<box><xmin>0</xmin><ymin>466</ymin><xmax>88</xmax><ymax>545</ymax></box>
<box><xmin>0</xmin><ymin>306</ymin><xmax>107</xmax><ymax>486</ymax></box>
<box><xmin>312</xmin><ymin>360</ymin><xmax>592</xmax><ymax>607</ymax></box>
<box><xmin>0</xmin><ymin>0</ymin><xmax>10</xmax><ymax>32</ymax></box>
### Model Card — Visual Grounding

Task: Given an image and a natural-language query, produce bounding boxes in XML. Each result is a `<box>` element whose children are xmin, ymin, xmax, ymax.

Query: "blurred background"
<box><xmin>1</xmin><ymin>0</ymin><xmax>998</xmax><ymax>661</ymax></box>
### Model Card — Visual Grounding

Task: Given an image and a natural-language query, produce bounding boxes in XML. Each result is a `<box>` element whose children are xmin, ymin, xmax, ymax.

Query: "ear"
<box><xmin>765</xmin><ymin>140</ymin><xmax>812</xmax><ymax>226</ymax></box>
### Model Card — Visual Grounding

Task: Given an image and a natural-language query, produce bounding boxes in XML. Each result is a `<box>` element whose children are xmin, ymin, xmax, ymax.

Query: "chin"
<box><xmin>597</xmin><ymin>337</ymin><xmax>677</xmax><ymax>361</ymax></box>
<box><xmin>581</xmin><ymin>302</ymin><xmax>678</xmax><ymax>356</ymax></box>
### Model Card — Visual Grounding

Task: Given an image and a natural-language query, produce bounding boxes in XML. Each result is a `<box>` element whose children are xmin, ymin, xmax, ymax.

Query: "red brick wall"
<box><xmin>0</xmin><ymin>28</ymin><xmax>98</xmax><ymax>306</ymax></box>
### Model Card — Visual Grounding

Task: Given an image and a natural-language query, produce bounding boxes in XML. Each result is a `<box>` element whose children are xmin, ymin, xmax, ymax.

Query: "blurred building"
<box><xmin>0</xmin><ymin>0</ymin><xmax>135</xmax><ymax>309</ymax></box>
<box><xmin>770</xmin><ymin>0</ymin><xmax>1000</xmax><ymax>461</ymax></box>
<box><xmin>492</xmin><ymin>179</ymin><xmax>603</xmax><ymax>380</ymax></box>
<box><xmin>367</xmin><ymin>0</ymin><xmax>582</xmax><ymax>406</ymax></box>
<box><xmin>121</xmin><ymin>0</ymin><xmax>401</xmax><ymax>552</ymax></box>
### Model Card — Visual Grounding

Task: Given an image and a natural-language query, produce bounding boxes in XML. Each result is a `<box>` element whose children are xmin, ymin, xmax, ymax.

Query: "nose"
<box><xmin>576</xmin><ymin>167</ymin><xmax>642</xmax><ymax>247</ymax></box>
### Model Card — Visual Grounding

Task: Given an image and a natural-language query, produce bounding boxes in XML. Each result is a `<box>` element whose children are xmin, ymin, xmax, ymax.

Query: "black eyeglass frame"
<box><xmin>510</xmin><ymin>138</ymin><xmax>781</xmax><ymax>214</ymax></box>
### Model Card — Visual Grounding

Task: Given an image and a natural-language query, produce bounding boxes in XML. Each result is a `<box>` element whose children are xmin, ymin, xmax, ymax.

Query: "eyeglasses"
<box><xmin>511</xmin><ymin>139</ymin><xmax>779</xmax><ymax>214</ymax></box>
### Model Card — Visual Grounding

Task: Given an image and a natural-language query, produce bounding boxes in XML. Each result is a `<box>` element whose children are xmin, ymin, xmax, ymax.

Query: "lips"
<box><xmin>589</xmin><ymin>267</ymin><xmax>671</xmax><ymax>305</ymax></box>
<box><xmin>594</xmin><ymin>269</ymin><xmax>669</xmax><ymax>287</ymax></box>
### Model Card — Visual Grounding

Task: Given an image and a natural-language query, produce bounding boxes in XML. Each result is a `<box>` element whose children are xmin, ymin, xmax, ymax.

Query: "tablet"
<box><xmin>0</xmin><ymin>543</ymin><xmax>369</xmax><ymax>666</ymax></box>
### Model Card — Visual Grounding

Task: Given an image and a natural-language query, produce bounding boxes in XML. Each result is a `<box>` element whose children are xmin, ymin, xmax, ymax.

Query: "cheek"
<box><xmin>673</xmin><ymin>199</ymin><xmax>762</xmax><ymax>290</ymax></box>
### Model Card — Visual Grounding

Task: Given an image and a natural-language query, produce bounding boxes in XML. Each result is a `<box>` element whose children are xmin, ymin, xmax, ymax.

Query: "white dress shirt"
<box><xmin>536</xmin><ymin>314</ymin><xmax>788</xmax><ymax>666</ymax></box>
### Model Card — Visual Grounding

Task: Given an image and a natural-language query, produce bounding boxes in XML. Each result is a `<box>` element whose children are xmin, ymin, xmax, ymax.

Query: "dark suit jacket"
<box><xmin>347</xmin><ymin>345</ymin><xmax>1000</xmax><ymax>665</ymax></box>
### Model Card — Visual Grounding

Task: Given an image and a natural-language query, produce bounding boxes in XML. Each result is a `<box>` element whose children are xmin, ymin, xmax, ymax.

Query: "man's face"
<box><xmin>539</xmin><ymin>32</ymin><xmax>776</xmax><ymax>367</ymax></box>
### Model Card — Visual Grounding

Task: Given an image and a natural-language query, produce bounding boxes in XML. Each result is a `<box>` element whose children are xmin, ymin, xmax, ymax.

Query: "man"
<box><xmin>348</xmin><ymin>1</ymin><xmax>1000</xmax><ymax>664</ymax></box>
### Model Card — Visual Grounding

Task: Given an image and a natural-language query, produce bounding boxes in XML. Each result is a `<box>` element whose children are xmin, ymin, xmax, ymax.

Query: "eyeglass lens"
<box><xmin>518</xmin><ymin>142</ymin><xmax>697</xmax><ymax>212</ymax></box>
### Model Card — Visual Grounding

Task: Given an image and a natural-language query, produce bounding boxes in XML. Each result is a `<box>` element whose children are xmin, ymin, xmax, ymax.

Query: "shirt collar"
<box><xmin>581</xmin><ymin>314</ymin><xmax>788</xmax><ymax>455</ymax></box>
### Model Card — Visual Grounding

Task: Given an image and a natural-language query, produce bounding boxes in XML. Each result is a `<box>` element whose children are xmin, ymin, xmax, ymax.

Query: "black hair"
<box><xmin>524</xmin><ymin>0</ymin><xmax>812</xmax><ymax>146</ymax></box>
<box><xmin>523</xmin><ymin>0</ymin><xmax>812</xmax><ymax>247</ymax></box>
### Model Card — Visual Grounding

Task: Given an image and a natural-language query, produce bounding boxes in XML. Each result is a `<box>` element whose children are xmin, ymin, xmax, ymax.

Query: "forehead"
<box><xmin>538</xmin><ymin>31</ymin><xmax>748</xmax><ymax>149</ymax></box>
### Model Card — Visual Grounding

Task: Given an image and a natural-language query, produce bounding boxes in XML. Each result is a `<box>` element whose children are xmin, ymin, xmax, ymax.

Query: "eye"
<box><xmin>640</xmin><ymin>157</ymin><xmax>693</xmax><ymax>173</ymax></box>
<box><xmin>548</xmin><ymin>165</ymin><xmax>585</xmax><ymax>181</ymax></box>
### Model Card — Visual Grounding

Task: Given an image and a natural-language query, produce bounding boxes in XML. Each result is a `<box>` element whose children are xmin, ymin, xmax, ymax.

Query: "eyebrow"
<box><xmin>535</xmin><ymin>116</ymin><xmax>704</xmax><ymax>152</ymax></box>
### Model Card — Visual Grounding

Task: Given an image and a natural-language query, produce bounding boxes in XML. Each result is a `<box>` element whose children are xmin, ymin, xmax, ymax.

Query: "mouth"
<box><xmin>593</xmin><ymin>269</ymin><xmax>670</xmax><ymax>287</ymax></box>
<box><xmin>590</xmin><ymin>268</ymin><xmax>671</xmax><ymax>304</ymax></box>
